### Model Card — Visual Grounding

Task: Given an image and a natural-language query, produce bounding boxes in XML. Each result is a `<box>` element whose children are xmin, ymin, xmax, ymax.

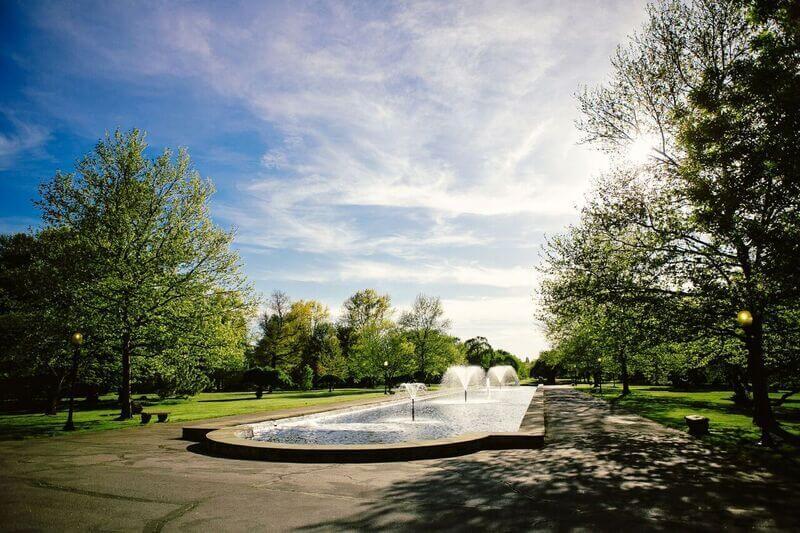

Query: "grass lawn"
<box><xmin>0</xmin><ymin>388</ymin><xmax>386</xmax><ymax>440</ymax></box>
<box><xmin>576</xmin><ymin>383</ymin><xmax>800</xmax><ymax>468</ymax></box>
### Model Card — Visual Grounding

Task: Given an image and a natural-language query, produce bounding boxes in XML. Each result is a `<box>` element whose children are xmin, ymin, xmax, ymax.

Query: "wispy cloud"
<box><xmin>16</xmin><ymin>0</ymin><xmax>648</xmax><ymax>357</ymax></box>
<box><xmin>0</xmin><ymin>112</ymin><xmax>49</xmax><ymax>170</ymax></box>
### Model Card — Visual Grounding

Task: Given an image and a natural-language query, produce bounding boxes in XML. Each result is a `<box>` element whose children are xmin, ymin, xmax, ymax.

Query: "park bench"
<box><xmin>140</xmin><ymin>412</ymin><xmax>169</xmax><ymax>424</ymax></box>
<box><xmin>684</xmin><ymin>414</ymin><xmax>709</xmax><ymax>436</ymax></box>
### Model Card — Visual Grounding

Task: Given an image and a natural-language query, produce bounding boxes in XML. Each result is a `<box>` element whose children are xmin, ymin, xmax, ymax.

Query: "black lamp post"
<box><xmin>64</xmin><ymin>332</ymin><xmax>83</xmax><ymax>431</ymax></box>
<box><xmin>737</xmin><ymin>309</ymin><xmax>773</xmax><ymax>446</ymax></box>
<box><xmin>383</xmin><ymin>360</ymin><xmax>389</xmax><ymax>394</ymax></box>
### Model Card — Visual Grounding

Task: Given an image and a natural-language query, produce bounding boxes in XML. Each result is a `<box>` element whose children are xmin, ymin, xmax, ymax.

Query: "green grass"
<box><xmin>0</xmin><ymin>388</ymin><xmax>386</xmax><ymax>440</ymax></box>
<box><xmin>576</xmin><ymin>384</ymin><xmax>800</xmax><ymax>468</ymax></box>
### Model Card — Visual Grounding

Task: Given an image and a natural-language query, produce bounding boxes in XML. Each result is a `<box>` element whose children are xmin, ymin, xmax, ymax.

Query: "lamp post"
<box><xmin>64</xmin><ymin>332</ymin><xmax>83</xmax><ymax>431</ymax></box>
<box><xmin>383</xmin><ymin>360</ymin><xmax>389</xmax><ymax>394</ymax></box>
<box><xmin>737</xmin><ymin>309</ymin><xmax>753</xmax><ymax>328</ymax></box>
<box><xmin>597</xmin><ymin>357</ymin><xmax>603</xmax><ymax>394</ymax></box>
<box><xmin>737</xmin><ymin>309</ymin><xmax>773</xmax><ymax>446</ymax></box>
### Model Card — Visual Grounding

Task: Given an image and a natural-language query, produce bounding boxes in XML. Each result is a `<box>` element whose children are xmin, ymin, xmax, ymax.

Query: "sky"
<box><xmin>0</xmin><ymin>0</ymin><xmax>648</xmax><ymax>360</ymax></box>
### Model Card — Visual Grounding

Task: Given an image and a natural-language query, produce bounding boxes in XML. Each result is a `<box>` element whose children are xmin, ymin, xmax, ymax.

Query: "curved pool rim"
<box><xmin>202</xmin><ymin>386</ymin><xmax>544</xmax><ymax>463</ymax></box>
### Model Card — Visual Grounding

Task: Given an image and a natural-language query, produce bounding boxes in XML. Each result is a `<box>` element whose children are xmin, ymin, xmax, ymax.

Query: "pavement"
<box><xmin>1</xmin><ymin>386</ymin><xmax>798</xmax><ymax>532</ymax></box>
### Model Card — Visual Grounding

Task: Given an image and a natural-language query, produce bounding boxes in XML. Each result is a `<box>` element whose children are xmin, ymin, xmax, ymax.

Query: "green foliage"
<box><xmin>0</xmin><ymin>229</ymin><xmax>115</xmax><ymax>412</ymax></box>
<box><xmin>251</xmin><ymin>290</ymin><xmax>294</xmax><ymax>371</ymax></box>
<box><xmin>317</xmin><ymin>323</ymin><xmax>347</xmax><ymax>390</ymax></box>
<box><xmin>243</xmin><ymin>366</ymin><xmax>291</xmax><ymax>397</ymax></box>
<box><xmin>399</xmin><ymin>294</ymin><xmax>453</xmax><ymax>380</ymax></box>
<box><xmin>349</xmin><ymin>323</ymin><xmax>415</xmax><ymax>383</ymax></box>
<box><xmin>298</xmin><ymin>364</ymin><xmax>314</xmax><ymax>391</ymax></box>
<box><xmin>552</xmin><ymin>0</ymin><xmax>800</xmax><ymax>435</ymax></box>
<box><xmin>464</xmin><ymin>337</ymin><xmax>493</xmax><ymax>369</ymax></box>
<box><xmin>33</xmin><ymin>129</ymin><xmax>254</xmax><ymax>417</ymax></box>
<box><xmin>531</xmin><ymin>350</ymin><xmax>563</xmax><ymax>384</ymax></box>
<box><xmin>341</xmin><ymin>289</ymin><xmax>392</xmax><ymax>333</ymax></box>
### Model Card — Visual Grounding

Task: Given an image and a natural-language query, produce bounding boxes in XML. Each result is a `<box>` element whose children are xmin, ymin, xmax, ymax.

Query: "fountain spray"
<box><xmin>400</xmin><ymin>383</ymin><xmax>426</xmax><ymax>422</ymax></box>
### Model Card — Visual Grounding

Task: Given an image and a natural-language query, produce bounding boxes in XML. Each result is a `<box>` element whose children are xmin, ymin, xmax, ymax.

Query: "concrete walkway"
<box><xmin>1</xmin><ymin>386</ymin><xmax>798</xmax><ymax>531</ymax></box>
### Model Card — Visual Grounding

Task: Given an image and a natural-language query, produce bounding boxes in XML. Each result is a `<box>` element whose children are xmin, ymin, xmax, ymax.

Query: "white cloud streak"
<box><xmin>30</xmin><ymin>0</ymin><xmax>648</xmax><ymax>357</ymax></box>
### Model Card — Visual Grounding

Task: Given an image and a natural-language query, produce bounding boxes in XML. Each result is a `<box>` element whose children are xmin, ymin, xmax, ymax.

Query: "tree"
<box><xmin>252</xmin><ymin>291</ymin><xmax>293</xmax><ymax>371</ymax></box>
<box><xmin>37</xmin><ymin>130</ymin><xmax>253</xmax><ymax>419</ymax></box>
<box><xmin>532</xmin><ymin>350</ymin><xmax>562</xmax><ymax>385</ymax></box>
<box><xmin>349</xmin><ymin>324</ymin><xmax>415</xmax><ymax>387</ymax></box>
<box><xmin>284</xmin><ymin>299</ymin><xmax>330</xmax><ymax>382</ymax></box>
<box><xmin>0</xmin><ymin>230</ymin><xmax>112</xmax><ymax>414</ymax></box>
<box><xmin>316</xmin><ymin>323</ymin><xmax>347</xmax><ymax>391</ymax></box>
<box><xmin>341</xmin><ymin>289</ymin><xmax>392</xmax><ymax>333</ymax></box>
<box><xmin>575</xmin><ymin>0</ymin><xmax>800</xmax><ymax>441</ymax></box>
<box><xmin>399</xmin><ymin>294</ymin><xmax>452</xmax><ymax>381</ymax></box>
<box><xmin>243</xmin><ymin>366</ymin><xmax>290</xmax><ymax>398</ymax></box>
<box><xmin>464</xmin><ymin>337</ymin><xmax>494</xmax><ymax>369</ymax></box>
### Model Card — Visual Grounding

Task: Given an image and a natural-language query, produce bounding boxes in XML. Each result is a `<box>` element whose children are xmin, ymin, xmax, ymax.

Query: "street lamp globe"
<box><xmin>384</xmin><ymin>360</ymin><xmax>388</xmax><ymax>367</ymax></box>
<box><xmin>737</xmin><ymin>310</ymin><xmax>753</xmax><ymax>327</ymax></box>
<box><xmin>70</xmin><ymin>332</ymin><xmax>84</xmax><ymax>346</ymax></box>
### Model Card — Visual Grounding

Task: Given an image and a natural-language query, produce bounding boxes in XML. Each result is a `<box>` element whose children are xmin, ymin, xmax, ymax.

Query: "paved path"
<box><xmin>1</xmin><ymin>386</ymin><xmax>798</xmax><ymax>531</ymax></box>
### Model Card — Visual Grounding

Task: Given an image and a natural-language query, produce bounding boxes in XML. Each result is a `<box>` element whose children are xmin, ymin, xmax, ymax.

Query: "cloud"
<box><xmin>262</xmin><ymin>260</ymin><xmax>537</xmax><ymax>289</ymax></box>
<box><xmin>442</xmin><ymin>295</ymin><xmax>548</xmax><ymax>359</ymax></box>
<box><xmin>23</xmin><ymin>0</ymin><xmax>649</xmax><ymax>354</ymax></box>
<box><xmin>0</xmin><ymin>112</ymin><xmax>49</xmax><ymax>169</ymax></box>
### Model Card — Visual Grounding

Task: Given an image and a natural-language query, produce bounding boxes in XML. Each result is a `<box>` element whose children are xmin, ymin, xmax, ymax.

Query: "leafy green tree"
<box><xmin>297</xmin><ymin>364</ymin><xmax>314</xmax><ymax>391</ymax></box>
<box><xmin>341</xmin><ymin>289</ymin><xmax>392</xmax><ymax>333</ymax></box>
<box><xmin>284</xmin><ymin>299</ymin><xmax>330</xmax><ymax>381</ymax></box>
<box><xmin>0</xmin><ymin>230</ymin><xmax>113</xmax><ymax>413</ymax></box>
<box><xmin>37</xmin><ymin>130</ymin><xmax>254</xmax><ymax>418</ymax></box>
<box><xmin>314</xmin><ymin>322</ymin><xmax>347</xmax><ymax>391</ymax></box>
<box><xmin>243</xmin><ymin>366</ymin><xmax>290</xmax><ymax>398</ymax></box>
<box><xmin>575</xmin><ymin>0</ymin><xmax>800</xmax><ymax>440</ymax></box>
<box><xmin>349</xmin><ymin>323</ymin><xmax>414</xmax><ymax>386</ymax></box>
<box><xmin>252</xmin><ymin>291</ymin><xmax>294</xmax><ymax>371</ymax></box>
<box><xmin>531</xmin><ymin>350</ymin><xmax>562</xmax><ymax>385</ymax></box>
<box><xmin>399</xmin><ymin>294</ymin><xmax>452</xmax><ymax>381</ymax></box>
<box><xmin>464</xmin><ymin>336</ymin><xmax>494</xmax><ymax>369</ymax></box>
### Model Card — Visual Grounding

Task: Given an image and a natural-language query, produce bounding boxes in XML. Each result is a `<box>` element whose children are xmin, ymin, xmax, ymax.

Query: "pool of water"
<box><xmin>249</xmin><ymin>386</ymin><xmax>536</xmax><ymax>445</ymax></box>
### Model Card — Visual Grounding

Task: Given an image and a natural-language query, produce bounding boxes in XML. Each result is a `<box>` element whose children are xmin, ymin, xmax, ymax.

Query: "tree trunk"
<box><xmin>119</xmin><ymin>334</ymin><xmax>132</xmax><ymax>419</ymax></box>
<box><xmin>730</xmin><ymin>370</ymin><xmax>751</xmax><ymax>407</ymax></box>
<box><xmin>44</xmin><ymin>377</ymin><xmax>64</xmax><ymax>415</ymax></box>
<box><xmin>620</xmin><ymin>352</ymin><xmax>631</xmax><ymax>395</ymax></box>
<box><xmin>744</xmin><ymin>317</ymin><xmax>776</xmax><ymax>435</ymax></box>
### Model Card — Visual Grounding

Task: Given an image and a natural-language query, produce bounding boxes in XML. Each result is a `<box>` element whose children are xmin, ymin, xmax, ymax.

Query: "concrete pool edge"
<box><xmin>198</xmin><ymin>386</ymin><xmax>544</xmax><ymax>463</ymax></box>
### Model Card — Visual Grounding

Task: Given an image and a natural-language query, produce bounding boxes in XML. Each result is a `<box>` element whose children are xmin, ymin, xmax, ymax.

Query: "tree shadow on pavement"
<box><xmin>300</xmin><ymin>389</ymin><xmax>800</xmax><ymax>532</ymax></box>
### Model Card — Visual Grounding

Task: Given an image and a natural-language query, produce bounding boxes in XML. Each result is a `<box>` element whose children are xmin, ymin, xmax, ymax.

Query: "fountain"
<box><xmin>441</xmin><ymin>365</ymin><xmax>486</xmax><ymax>402</ymax></box>
<box><xmin>400</xmin><ymin>383</ymin><xmax>427</xmax><ymax>421</ymax></box>
<box><xmin>487</xmin><ymin>365</ymin><xmax>520</xmax><ymax>388</ymax></box>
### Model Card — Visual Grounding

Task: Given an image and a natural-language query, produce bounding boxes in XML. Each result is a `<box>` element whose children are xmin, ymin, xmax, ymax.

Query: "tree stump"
<box><xmin>685</xmin><ymin>415</ymin><xmax>709</xmax><ymax>436</ymax></box>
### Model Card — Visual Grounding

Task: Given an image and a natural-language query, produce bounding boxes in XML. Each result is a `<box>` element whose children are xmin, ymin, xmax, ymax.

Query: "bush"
<box><xmin>243</xmin><ymin>366</ymin><xmax>291</xmax><ymax>397</ymax></box>
<box><xmin>298</xmin><ymin>365</ymin><xmax>313</xmax><ymax>391</ymax></box>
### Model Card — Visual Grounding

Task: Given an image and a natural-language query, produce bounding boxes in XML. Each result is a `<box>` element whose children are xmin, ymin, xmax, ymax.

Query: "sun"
<box><xmin>626</xmin><ymin>134</ymin><xmax>660</xmax><ymax>164</ymax></box>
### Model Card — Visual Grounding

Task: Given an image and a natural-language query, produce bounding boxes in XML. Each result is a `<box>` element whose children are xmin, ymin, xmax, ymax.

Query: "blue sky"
<box><xmin>0</xmin><ymin>0</ymin><xmax>647</xmax><ymax>359</ymax></box>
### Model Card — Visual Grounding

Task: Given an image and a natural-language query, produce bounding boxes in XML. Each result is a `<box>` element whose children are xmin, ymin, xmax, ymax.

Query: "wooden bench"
<box><xmin>141</xmin><ymin>412</ymin><xmax>169</xmax><ymax>424</ymax></box>
<box><xmin>685</xmin><ymin>414</ymin><xmax>709</xmax><ymax>436</ymax></box>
